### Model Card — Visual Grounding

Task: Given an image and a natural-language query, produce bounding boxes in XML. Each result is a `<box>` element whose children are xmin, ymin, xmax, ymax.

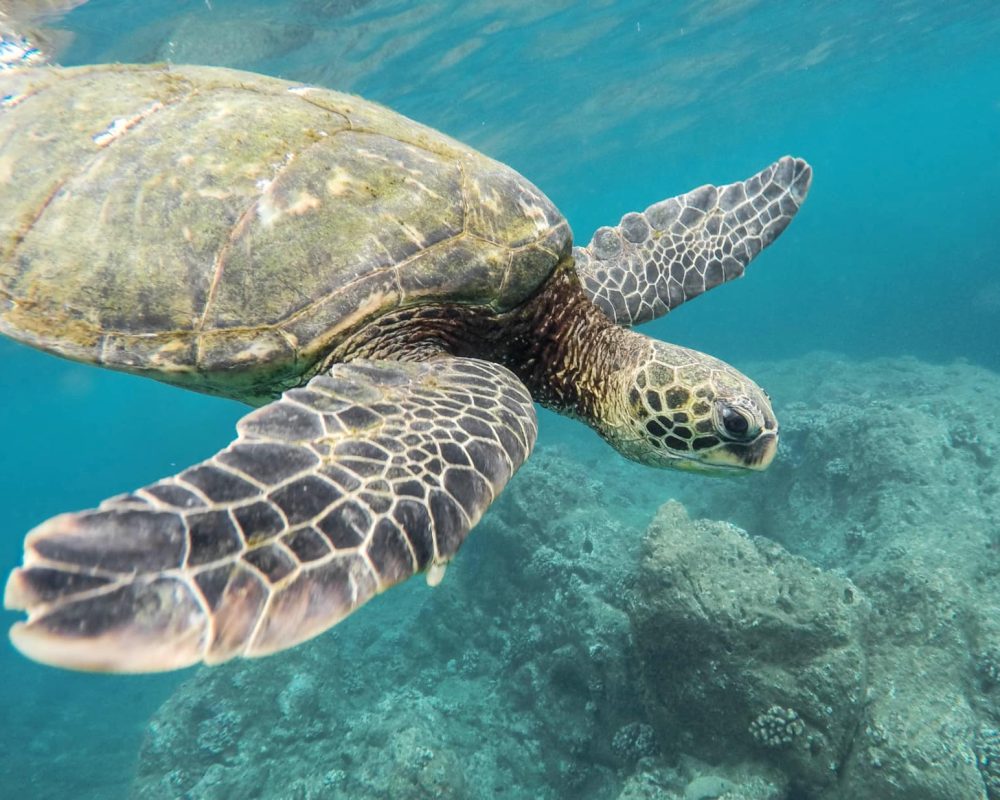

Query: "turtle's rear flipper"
<box><xmin>575</xmin><ymin>156</ymin><xmax>812</xmax><ymax>326</ymax></box>
<box><xmin>5</xmin><ymin>357</ymin><xmax>537</xmax><ymax>672</ymax></box>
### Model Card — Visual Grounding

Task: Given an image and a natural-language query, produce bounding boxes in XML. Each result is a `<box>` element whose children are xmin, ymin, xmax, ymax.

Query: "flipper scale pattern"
<box><xmin>4</xmin><ymin>357</ymin><xmax>537</xmax><ymax>671</ymax></box>
<box><xmin>575</xmin><ymin>156</ymin><xmax>812</xmax><ymax>326</ymax></box>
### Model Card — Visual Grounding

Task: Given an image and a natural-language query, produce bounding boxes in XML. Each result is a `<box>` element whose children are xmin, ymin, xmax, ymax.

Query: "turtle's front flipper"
<box><xmin>5</xmin><ymin>358</ymin><xmax>536</xmax><ymax>672</ymax></box>
<box><xmin>575</xmin><ymin>156</ymin><xmax>812</xmax><ymax>326</ymax></box>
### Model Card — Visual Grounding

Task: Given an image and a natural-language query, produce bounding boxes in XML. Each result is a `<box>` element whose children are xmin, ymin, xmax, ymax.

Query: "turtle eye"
<box><xmin>720</xmin><ymin>405</ymin><xmax>753</xmax><ymax>439</ymax></box>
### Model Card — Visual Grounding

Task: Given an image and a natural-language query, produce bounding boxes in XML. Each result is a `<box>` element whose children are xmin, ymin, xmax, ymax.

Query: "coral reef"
<box><xmin>130</xmin><ymin>355</ymin><xmax>1000</xmax><ymax>799</ymax></box>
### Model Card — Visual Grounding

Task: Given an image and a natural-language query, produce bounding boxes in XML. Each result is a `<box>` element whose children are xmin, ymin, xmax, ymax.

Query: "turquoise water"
<box><xmin>1</xmin><ymin>1</ymin><xmax>999</xmax><ymax>797</ymax></box>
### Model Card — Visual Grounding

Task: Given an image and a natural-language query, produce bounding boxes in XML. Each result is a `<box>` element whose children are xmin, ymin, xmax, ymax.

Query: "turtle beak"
<box><xmin>746</xmin><ymin>433</ymin><xmax>778</xmax><ymax>470</ymax></box>
<box><xmin>675</xmin><ymin>432</ymin><xmax>778</xmax><ymax>475</ymax></box>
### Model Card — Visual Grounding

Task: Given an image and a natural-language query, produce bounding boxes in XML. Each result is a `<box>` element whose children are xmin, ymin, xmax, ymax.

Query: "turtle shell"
<box><xmin>0</xmin><ymin>64</ymin><xmax>569</xmax><ymax>401</ymax></box>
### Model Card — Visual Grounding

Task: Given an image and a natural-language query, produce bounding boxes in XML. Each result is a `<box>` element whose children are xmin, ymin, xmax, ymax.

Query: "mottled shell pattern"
<box><xmin>0</xmin><ymin>64</ymin><xmax>569</xmax><ymax>402</ymax></box>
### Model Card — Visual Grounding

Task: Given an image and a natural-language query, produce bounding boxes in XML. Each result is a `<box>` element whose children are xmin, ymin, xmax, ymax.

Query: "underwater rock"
<box><xmin>832</xmin><ymin>553</ymin><xmax>988</xmax><ymax>799</ymax></box>
<box><xmin>837</xmin><ymin>678</ymin><xmax>983</xmax><ymax>800</ymax></box>
<box><xmin>630</xmin><ymin>501</ymin><xmax>869</xmax><ymax>795</ymax></box>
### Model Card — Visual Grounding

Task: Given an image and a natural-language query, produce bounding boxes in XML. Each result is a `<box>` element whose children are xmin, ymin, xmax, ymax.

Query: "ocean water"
<box><xmin>1</xmin><ymin>1</ymin><xmax>999</xmax><ymax>798</ymax></box>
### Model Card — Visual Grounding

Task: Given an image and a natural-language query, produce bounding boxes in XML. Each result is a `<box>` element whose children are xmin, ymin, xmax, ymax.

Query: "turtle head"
<box><xmin>604</xmin><ymin>339</ymin><xmax>778</xmax><ymax>474</ymax></box>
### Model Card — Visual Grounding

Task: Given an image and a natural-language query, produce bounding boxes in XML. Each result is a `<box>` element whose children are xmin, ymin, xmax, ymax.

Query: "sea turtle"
<box><xmin>0</xmin><ymin>63</ymin><xmax>811</xmax><ymax>672</ymax></box>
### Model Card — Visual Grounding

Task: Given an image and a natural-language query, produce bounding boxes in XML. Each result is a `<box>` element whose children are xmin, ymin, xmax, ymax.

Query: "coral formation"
<box><xmin>748</xmin><ymin>707</ymin><xmax>805</xmax><ymax>749</ymax></box>
<box><xmin>612</xmin><ymin>723</ymin><xmax>658</xmax><ymax>765</ymax></box>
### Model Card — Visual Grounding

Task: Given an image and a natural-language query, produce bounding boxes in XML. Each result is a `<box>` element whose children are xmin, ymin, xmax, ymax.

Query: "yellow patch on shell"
<box><xmin>325</xmin><ymin>167</ymin><xmax>370</xmax><ymax>198</ymax></box>
<box><xmin>285</xmin><ymin>191</ymin><xmax>321</xmax><ymax>216</ymax></box>
<box><xmin>256</xmin><ymin>188</ymin><xmax>296</xmax><ymax>227</ymax></box>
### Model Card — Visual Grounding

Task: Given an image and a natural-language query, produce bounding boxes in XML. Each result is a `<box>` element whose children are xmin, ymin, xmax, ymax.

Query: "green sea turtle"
<box><xmin>0</xmin><ymin>63</ymin><xmax>811</xmax><ymax>672</ymax></box>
